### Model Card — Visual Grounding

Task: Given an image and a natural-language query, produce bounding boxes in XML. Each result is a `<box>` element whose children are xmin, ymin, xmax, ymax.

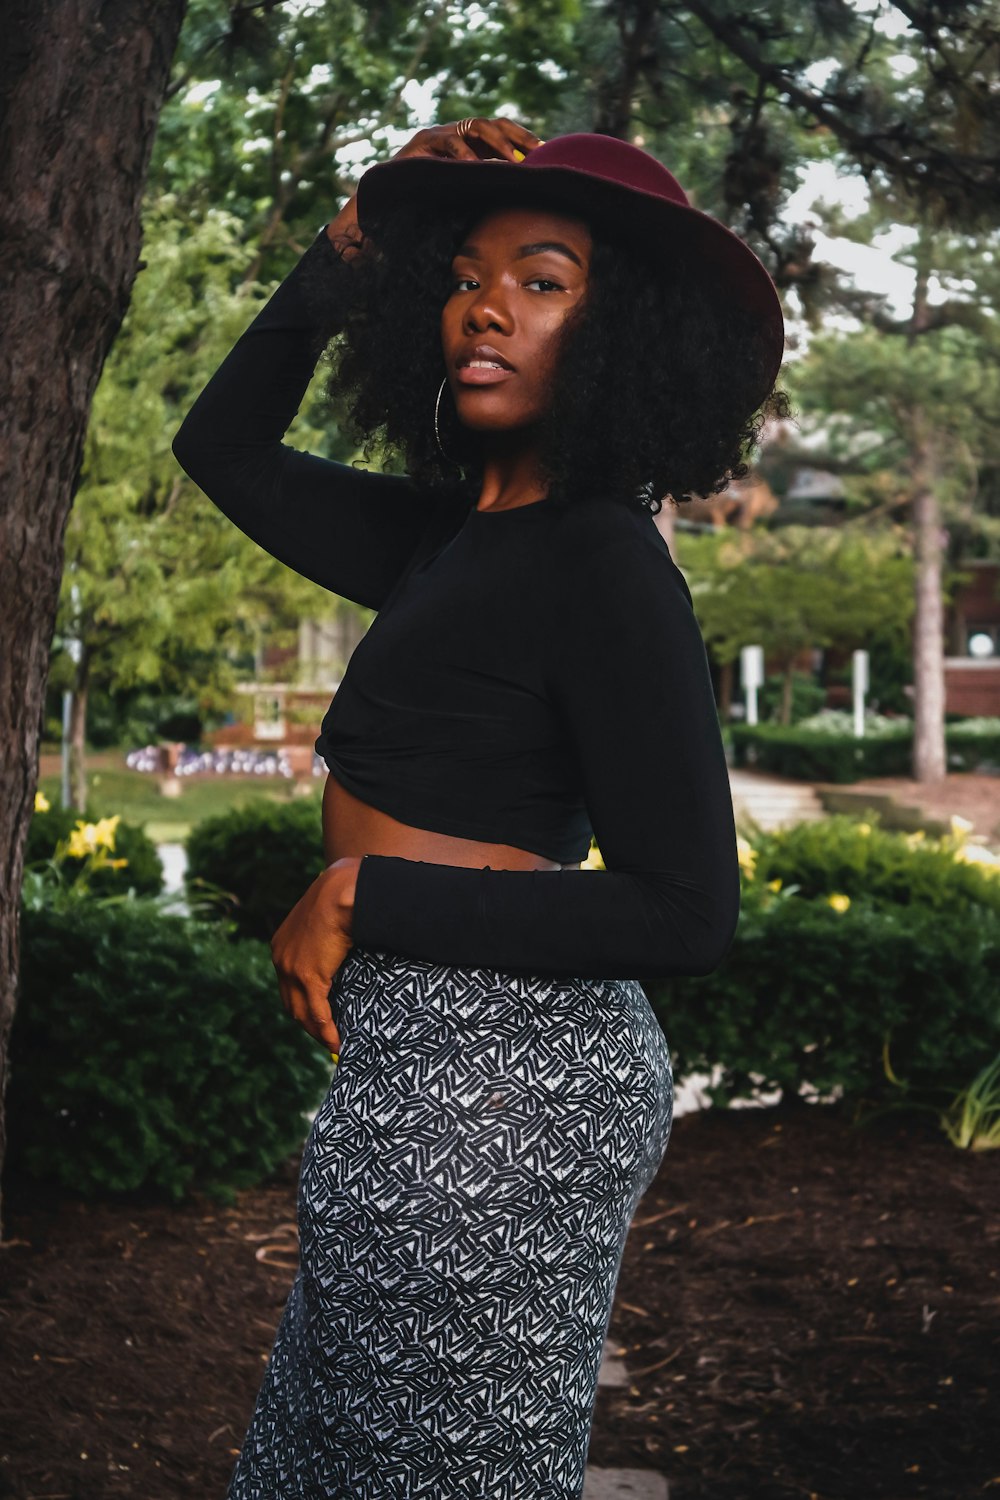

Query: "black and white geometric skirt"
<box><xmin>227</xmin><ymin>944</ymin><xmax>673</xmax><ymax>1500</ymax></box>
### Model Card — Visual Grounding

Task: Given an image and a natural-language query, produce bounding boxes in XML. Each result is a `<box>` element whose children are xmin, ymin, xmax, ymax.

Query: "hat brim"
<box><xmin>356</xmin><ymin>154</ymin><xmax>785</xmax><ymax>402</ymax></box>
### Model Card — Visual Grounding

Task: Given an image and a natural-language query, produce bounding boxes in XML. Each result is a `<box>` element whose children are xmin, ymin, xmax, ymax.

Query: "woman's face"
<box><xmin>440</xmin><ymin>205</ymin><xmax>592</xmax><ymax>437</ymax></box>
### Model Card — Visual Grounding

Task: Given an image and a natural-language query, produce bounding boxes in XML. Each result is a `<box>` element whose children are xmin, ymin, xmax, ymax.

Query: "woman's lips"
<box><xmin>455</xmin><ymin>361</ymin><xmax>516</xmax><ymax>386</ymax></box>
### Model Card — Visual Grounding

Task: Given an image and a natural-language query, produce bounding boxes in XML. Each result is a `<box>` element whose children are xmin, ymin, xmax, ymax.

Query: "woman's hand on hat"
<box><xmin>392</xmin><ymin>117</ymin><xmax>542</xmax><ymax>166</ymax></box>
<box><xmin>270</xmin><ymin>856</ymin><xmax>360</xmax><ymax>1052</ymax></box>
<box><xmin>325</xmin><ymin>117</ymin><xmax>540</xmax><ymax>257</ymax></box>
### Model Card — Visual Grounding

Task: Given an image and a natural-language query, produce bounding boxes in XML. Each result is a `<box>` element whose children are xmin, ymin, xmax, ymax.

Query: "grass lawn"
<box><xmin>35</xmin><ymin>759</ymin><xmax>322</xmax><ymax>844</ymax></box>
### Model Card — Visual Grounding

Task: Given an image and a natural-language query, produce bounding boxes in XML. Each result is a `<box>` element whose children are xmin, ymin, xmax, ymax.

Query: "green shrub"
<box><xmin>750</xmin><ymin>814</ymin><xmax>1000</xmax><ymax>917</ymax></box>
<box><xmin>9</xmin><ymin>901</ymin><xmax>331</xmax><ymax>1200</ymax></box>
<box><xmin>648</xmin><ymin>894</ymin><xmax>1000</xmax><ymax>1106</ymax></box>
<box><xmin>86</xmin><ymin>688</ymin><xmax>210</xmax><ymax>749</ymax></box>
<box><xmin>25</xmin><ymin>804</ymin><xmax>163</xmax><ymax>896</ymax></box>
<box><xmin>947</xmin><ymin>718</ymin><xmax>1000</xmax><ymax>771</ymax></box>
<box><xmin>730</xmin><ymin>721</ymin><xmax>913</xmax><ymax>781</ymax></box>
<box><xmin>729</xmin><ymin>718</ymin><xmax>1000</xmax><ymax>781</ymax></box>
<box><xmin>184</xmin><ymin>797</ymin><xmax>326</xmax><ymax>942</ymax></box>
<box><xmin>758</xmin><ymin>671</ymin><xmax>827</xmax><ymax>725</ymax></box>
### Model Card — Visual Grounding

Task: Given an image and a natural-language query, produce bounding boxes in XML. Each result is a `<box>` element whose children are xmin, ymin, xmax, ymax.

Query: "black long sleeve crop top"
<box><xmin>172</xmin><ymin>226</ymin><xmax>741</xmax><ymax>981</ymax></box>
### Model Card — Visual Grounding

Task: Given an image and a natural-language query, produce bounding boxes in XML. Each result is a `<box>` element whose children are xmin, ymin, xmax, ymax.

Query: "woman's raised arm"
<box><xmin>170</xmin><ymin>203</ymin><xmax>437</xmax><ymax>611</ymax></box>
<box><xmin>172</xmin><ymin>118</ymin><xmax>541</xmax><ymax>610</ymax></box>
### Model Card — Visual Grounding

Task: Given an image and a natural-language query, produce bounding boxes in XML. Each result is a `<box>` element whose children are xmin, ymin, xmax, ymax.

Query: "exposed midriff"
<box><xmin>322</xmin><ymin>771</ymin><xmax>581</xmax><ymax>872</ymax></box>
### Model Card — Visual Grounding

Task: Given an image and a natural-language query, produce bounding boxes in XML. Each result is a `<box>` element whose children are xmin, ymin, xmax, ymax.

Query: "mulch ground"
<box><xmin>1</xmin><ymin>1103</ymin><xmax>997</xmax><ymax>1500</ymax></box>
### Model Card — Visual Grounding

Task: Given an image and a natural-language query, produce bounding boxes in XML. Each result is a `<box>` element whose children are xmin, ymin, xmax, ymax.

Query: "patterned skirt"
<box><xmin>227</xmin><ymin>944</ymin><xmax>674</xmax><ymax>1500</ymax></box>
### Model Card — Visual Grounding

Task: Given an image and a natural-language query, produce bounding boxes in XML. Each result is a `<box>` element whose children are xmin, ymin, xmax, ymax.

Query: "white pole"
<box><xmin>741</xmin><ymin>645</ymin><xmax>764</xmax><ymax>727</ymax></box>
<box><xmin>60</xmin><ymin>690</ymin><xmax>73</xmax><ymax>809</ymax></box>
<box><xmin>853</xmin><ymin>649</ymin><xmax>869</xmax><ymax>738</ymax></box>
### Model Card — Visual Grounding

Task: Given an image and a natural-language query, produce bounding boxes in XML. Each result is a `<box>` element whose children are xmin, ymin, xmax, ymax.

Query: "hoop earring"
<box><xmin>434</xmin><ymin>376</ymin><xmax>460</xmax><ymax>467</ymax></box>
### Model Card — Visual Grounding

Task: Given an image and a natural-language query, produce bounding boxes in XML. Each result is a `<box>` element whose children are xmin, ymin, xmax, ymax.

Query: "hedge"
<box><xmin>184</xmin><ymin>797</ymin><xmax>326</xmax><ymax>942</ymax></box>
<box><xmin>749</xmin><ymin>814</ymin><xmax>1000</xmax><ymax>917</ymax></box>
<box><xmin>646</xmin><ymin>894</ymin><xmax>1000</xmax><ymax>1108</ymax></box>
<box><xmin>729</xmin><ymin>720</ymin><xmax>1000</xmax><ymax>782</ymax></box>
<box><xmin>9</xmin><ymin>901</ymin><xmax>331</xmax><ymax>1200</ymax></box>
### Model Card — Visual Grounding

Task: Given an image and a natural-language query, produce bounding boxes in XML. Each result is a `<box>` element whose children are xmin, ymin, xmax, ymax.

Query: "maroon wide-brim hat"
<box><xmin>357</xmin><ymin>132</ymin><xmax>785</xmax><ymax>410</ymax></box>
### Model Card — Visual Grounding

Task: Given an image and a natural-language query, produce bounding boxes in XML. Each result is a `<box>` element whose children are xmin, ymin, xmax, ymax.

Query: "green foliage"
<box><xmin>152</xmin><ymin>1</ymin><xmax>582</xmax><ymax>263</ymax></box>
<box><xmin>759</xmin><ymin>670</ymin><xmax>826</xmax><ymax>725</ymax></box>
<box><xmin>9</xmin><ymin>902</ymin><xmax>330</xmax><ymax>1200</ymax></box>
<box><xmin>648</xmin><ymin>894</ymin><xmax>1000</xmax><ymax>1108</ymax></box>
<box><xmin>56</xmin><ymin>207</ymin><xmax>342</xmax><ymax>718</ymax></box>
<box><xmin>730</xmin><ymin>720</ymin><xmax>913</xmax><ymax>781</ymax></box>
<box><xmin>729</xmin><ymin>720</ymin><xmax>1000</xmax><ymax>781</ymax></box>
<box><xmin>940</xmin><ymin>1055</ymin><xmax>1000</xmax><ymax>1151</ymax></box>
<box><xmin>750</xmin><ymin>815</ymin><xmax>1000</xmax><ymax>918</ymax></box>
<box><xmin>948</xmin><ymin>720</ymin><xmax>1000</xmax><ymax>769</ymax></box>
<box><xmin>184</xmin><ymin>797</ymin><xmax>327</xmax><ymax>942</ymax></box>
<box><xmin>676</xmin><ymin>525</ymin><xmax>914</xmax><ymax>674</ymax></box>
<box><xmin>24</xmin><ymin>805</ymin><xmax>163</xmax><ymax>897</ymax></box>
<box><xmin>85</xmin><ymin>687</ymin><xmax>213</xmax><ymax>750</ymax></box>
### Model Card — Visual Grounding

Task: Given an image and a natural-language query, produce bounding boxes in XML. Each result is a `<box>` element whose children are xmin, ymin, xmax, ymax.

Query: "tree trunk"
<box><xmin>718</xmin><ymin>657</ymin><xmax>733</xmax><ymax>720</ymax></box>
<box><xmin>907</xmin><ymin>233</ymin><xmax>947</xmax><ymax>784</ymax></box>
<box><xmin>911</xmin><ymin>431</ymin><xmax>947</xmax><ymax>781</ymax></box>
<box><xmin>780</xmin><ymin>663</ymin><xmax>795</xmax><ymax>726</ymax></box>
<box><xmin>0</xmin><ymin>0</ymin><xmax>186</xmax><ymax>1227</ymax></box>
<box><xmin>593</xmin><ymin>0</ymin><xmax>659</xmax><ymax>138</ymax></box>
<box><xmin>68</xmin><ymin>648</ymin><xmax>92</xmax><ymax>814</ymax></box>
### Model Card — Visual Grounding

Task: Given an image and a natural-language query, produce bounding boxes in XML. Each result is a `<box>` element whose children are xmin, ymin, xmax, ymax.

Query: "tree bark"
<box><xmin>907</xmin><ymin>230</ymin><xmax>947</xmax><ymax>784</ymax></box>
<box><xmin>593</xmin><ymin>0</ymin><xmax>660</xmax><ymax>139</ymax></box>
<box><xmin>68</xmin><ymin>647</ymin><xmax>92</xmax><ymax>814</ymax></box>
<box><xmin>718</xmin><ymin>658</ymin><xmax>733</xmax><ymax>721</ymax></box>
<box><xmin>0</xmin><ymin>0</ymin><xmax>186</xmax><ymax>1226</ymax></box>
<box><xmin>780</xmin><ymin>662</ymin><xmax>794</xmax><ymax>726</ymax></box>
<box><xmin>911</xmin><ymin>429</ymin><xmax>947</xmax><ymax>781</ymax></box>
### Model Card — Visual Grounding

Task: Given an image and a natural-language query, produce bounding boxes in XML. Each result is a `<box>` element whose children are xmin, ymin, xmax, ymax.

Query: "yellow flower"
<box><xmin>92</xmin><ymin>814</ymin><xmax>121</xmax><ymax>851</ymax></box>
<box><xmin>107</xmin><ymin>857</ymin><xmax>129</xmax><ymax>871</ymax></box>
<box><xmin>953</xmin><ymin>843</ymin><xmax>1000</xmax><ymax>874</ymax></box>
<box><xmin>66</xmin><ymin>822</ymin><xmax>100</xmax><ymax>859</ymax></box>
<box><xmin>736</xmin><ymin>836</ymin><xmax>757</xmax><ymax>878</ymax></box>
<box><xmin>34</xmin><ymin>790</ymin><xmax>51</xmax><ymax>813</ymax></box>
<box><xmin>766</xmin><ymin>877</ymin><xmax>782</xmax><ymax>892</ymax></box>
<box><xmin>857</xmin><ymin>822</ymin><xmax>871</xmax><ymax>836</ymax></box>
<box><xmin>905</xmin><ymin>830</ymin><xmax>926</xmax><ymax>849</ymax></box>
<box><xmin>828</xmin><ymin>893</ymin><xmax>851</xmax><ymax>913</ymax></box>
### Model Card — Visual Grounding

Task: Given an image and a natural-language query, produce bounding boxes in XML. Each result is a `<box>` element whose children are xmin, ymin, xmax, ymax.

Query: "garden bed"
<box><xmin>1</xmin><ymin>1103</ymin><xmax>996</xmax><ymax>1498</ymax></box>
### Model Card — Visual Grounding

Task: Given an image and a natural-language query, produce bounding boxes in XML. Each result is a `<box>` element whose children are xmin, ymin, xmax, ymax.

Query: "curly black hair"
<box><xmin>309</xmin><ymin>199</ymin><xmax>789</xmax><ymax>516</ymax></box>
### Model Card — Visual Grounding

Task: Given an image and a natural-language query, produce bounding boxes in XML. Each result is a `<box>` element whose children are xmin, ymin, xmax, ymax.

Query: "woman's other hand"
<box><xmin>392</xmin><ymin>117</ymin><xmax>543</xmax><ymax>165</ymax></box>
<box><xmin>270</xmin><ymin>856</ymin><xmax>360</xmax><ymax>1052</ymax></box>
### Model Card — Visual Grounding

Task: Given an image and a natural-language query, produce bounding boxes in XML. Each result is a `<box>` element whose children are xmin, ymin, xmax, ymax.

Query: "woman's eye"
<box><xmin>526</xmin><ymin>278</ymin><xmax>562</xmax><ymax>292</ymax></box>
<box><xmin>452</xmin><ymin>276</ymin><xmax>479</xmax><ymax>293</ymax></box>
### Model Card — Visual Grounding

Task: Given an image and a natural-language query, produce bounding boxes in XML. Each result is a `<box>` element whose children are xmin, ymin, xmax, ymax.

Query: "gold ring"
<box><xmin>456</xmin><ymin>117</ymin><xmax>476</xmax><ymax>142</ymax></box>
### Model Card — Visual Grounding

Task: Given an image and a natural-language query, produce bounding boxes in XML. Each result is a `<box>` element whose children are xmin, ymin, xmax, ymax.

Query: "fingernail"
<box><xmin>512</xmin><ymin>149</ymin><xmax>526</xmax><ymax>162</ymax></box>
<box><xmin>330</xmin><ymin>1052</ymin><xmax>339</xmax><ymax>1065</ymax></box>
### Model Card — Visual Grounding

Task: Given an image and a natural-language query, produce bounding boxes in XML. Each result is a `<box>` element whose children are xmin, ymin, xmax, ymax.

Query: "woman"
<box><xmin>173</xmin><ymin>117</ymin><xmax>785</xmax><ymax>1499</ymax></box>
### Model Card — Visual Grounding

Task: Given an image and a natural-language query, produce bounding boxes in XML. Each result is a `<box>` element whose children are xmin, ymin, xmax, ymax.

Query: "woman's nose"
<box><xmin>463</xmin><ymin>283</ymin><xmax>512</xmax><ymax>334</ymax></box>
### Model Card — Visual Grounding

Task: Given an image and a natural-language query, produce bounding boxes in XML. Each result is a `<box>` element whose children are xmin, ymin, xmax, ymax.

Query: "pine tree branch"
<box><xmin>679</xmin><ymin>0</ymin><xmax>1000</xmax><ymax>216</ymax></box>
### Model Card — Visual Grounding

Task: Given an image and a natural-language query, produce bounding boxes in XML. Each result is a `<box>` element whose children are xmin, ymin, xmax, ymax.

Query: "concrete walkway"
<box><xmin>584</xmin><ymin>1467</ymin><xmax>669</xmax><ymax>1498</ymax></box>
<box><xmin>728</xmin><ymin>766</ymin><xmax>825</xmax><ymax>831</ymax></box>
<box><xmin>583</xmin><ymin>1342</ymin><xmax>670</xmax><ymax>1498</ymax></box>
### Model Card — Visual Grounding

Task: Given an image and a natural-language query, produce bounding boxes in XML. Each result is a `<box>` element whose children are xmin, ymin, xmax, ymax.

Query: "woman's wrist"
<box><xmin>322</xmin><ymin>855</ymin><xmax>362</xmax><ymax>933</ymax></box>
<box><xmin>325</xmin><ymin>195</ymin><xmax>362</xmax><ymax>260</ymax></box>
